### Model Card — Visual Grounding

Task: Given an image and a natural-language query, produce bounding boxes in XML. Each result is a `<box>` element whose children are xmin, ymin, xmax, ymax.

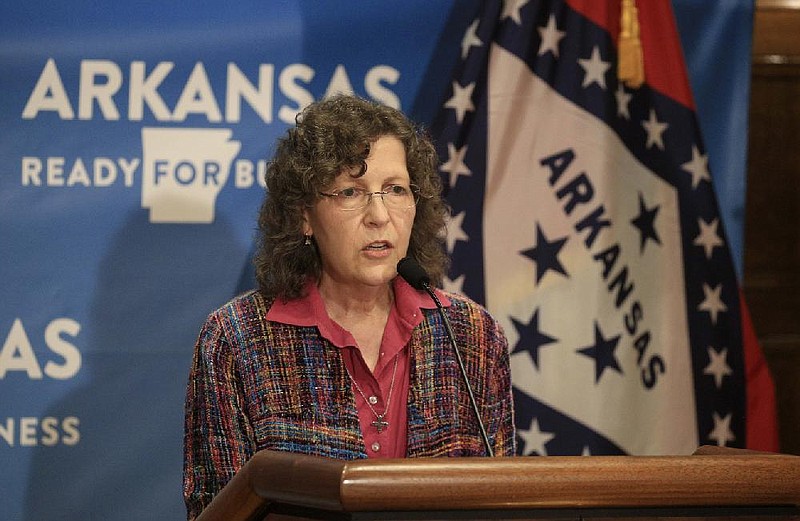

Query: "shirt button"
<box><xmin>371</xmin><ymin>442</ymin><xmax>381</xmax><ymax>452</ymax></box>
<box><xmin>368</xmin><ymin>395</ymin><xmax>378</xmax><ymax>405</ymax></box>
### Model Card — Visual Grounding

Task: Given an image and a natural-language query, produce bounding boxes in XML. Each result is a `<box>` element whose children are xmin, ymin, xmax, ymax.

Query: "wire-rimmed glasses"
<box><xmin>318</xmin><ymin>184</ymin><xmax>420</xmax><ymax>211</ymax></box>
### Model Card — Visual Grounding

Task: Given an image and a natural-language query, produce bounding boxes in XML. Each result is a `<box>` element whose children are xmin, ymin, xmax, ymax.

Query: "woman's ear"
<box><xmin>302</xmin><ymin>209</ymin><xmax>313</xmax><ymax>236</ymax></box>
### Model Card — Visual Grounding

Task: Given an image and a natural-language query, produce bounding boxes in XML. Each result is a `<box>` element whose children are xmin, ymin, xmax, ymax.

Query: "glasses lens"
<box><xmin>338</xmin><ymin>195</ymin><xmax>362</xmax><ymax>210</ymax></box>
<box><xmin>330</xmin><ymin>187</ymin><xmax>366</xmax><ymax>210</ymax></box>
<box><xmin>384</xmin><ymin>185</ymin><xmax>418</xmax><ymax>209</ymax></box>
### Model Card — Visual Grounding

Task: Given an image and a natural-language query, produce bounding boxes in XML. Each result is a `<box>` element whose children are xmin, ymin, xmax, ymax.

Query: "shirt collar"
<box><xmin>266</xmin><ymin>277</ymin><xmax>450</xmax><ymax>346</ymax></box>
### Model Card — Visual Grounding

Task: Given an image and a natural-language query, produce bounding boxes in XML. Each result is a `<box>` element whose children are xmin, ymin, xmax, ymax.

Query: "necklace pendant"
<box><xmin>372</xmin><ymin>415</ymin><xmax>389</xmax><ymax>433</ymax></box>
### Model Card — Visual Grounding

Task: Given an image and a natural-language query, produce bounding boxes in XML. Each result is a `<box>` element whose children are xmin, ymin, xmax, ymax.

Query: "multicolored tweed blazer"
<box><xmin>183</xmin><ymin>287</ymin><xmax>515</xmax><ymax>519</ymax></box>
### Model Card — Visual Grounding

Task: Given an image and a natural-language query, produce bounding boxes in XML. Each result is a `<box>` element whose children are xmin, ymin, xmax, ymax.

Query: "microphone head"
<box><xmin>397</xmin><ymin>257</ymin><xmax>430</xmax><ymax>290</ymax></box>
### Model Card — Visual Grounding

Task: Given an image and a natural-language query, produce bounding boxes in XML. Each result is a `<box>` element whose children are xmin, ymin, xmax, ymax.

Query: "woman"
<box><xmin>183</xmin><ymin>95</ymin><xmax>515</xmax><ymax>519</ymax></box>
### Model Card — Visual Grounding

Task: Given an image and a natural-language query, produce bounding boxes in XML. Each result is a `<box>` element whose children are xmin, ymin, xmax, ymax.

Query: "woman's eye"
<box><xmin>338</xmin><ymin>187</ymin><xmax>359</xmax><ymax>198</ymax></box>
<box><xmin>387</xmin><ymin>185</ymin><xmax>408</xmax><ymax>195</ymax></box>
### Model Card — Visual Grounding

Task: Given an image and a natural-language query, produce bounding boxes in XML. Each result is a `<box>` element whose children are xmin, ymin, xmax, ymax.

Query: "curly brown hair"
<box><xmin>254</xmin><ymin>94</ymin><xmax>449</xmax><ymax>300</ymax></box>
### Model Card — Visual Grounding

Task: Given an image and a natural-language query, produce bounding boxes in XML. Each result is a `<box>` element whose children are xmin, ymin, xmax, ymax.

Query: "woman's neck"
<box><xmin>317</xmin><ymin>278</ymin><xmax>394</xmax><ymax>320</ymax></box>
<box><xmin>318</xmin><ymin>278</ymin><xmax>393</xmax><ymax>370</ymax></box>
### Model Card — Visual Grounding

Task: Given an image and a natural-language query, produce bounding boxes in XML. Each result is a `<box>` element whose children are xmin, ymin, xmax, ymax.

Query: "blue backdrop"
<box><xmin>0</xmin><ymin>1</ymin><xmax>752</xmax><ymax>519</ymax></box>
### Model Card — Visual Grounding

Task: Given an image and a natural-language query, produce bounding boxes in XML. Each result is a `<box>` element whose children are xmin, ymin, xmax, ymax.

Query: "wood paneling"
<box><xmin>745</xmin><ymin>0</ymin><xmax>800</xmax><ymax>455</ymax></box>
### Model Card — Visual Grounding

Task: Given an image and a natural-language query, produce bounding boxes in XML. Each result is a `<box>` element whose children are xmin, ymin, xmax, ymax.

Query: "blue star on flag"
<box><xmin>630</xmin><ymin>192</ymin><xmax>661</xmax><ymax>253</ymax></box>
<box><xmin>521</xmin><ymin>223</ymin><xmax>568</xmax><ymax>283</ymax></box>
<box><xmin>511</xmin><ymin>308</ymin><xmax>557</xmax><ymax>370</ymax></box>
<box><xmin>577</xmin><ymin>322</ymin><xmax>623</xmax><ymax>383</ymax></box>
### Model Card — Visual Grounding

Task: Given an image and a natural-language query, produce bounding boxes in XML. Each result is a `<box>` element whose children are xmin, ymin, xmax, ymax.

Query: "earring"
<box><xmin>304</xmin><ymin>234</ymin><xmax>312</xmax><ymax>246</ymax></box>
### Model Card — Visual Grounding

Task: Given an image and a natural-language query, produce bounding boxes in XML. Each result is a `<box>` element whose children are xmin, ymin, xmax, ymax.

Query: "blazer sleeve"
<box><xmin>480</xmin><ymin>307</ymin><xmax>517</xmax><ymax>456</ymax></box>
<box><xmin>182</xmin><ymin>309</ymin><xmax>256</xmax><ymax>520</ymax></box>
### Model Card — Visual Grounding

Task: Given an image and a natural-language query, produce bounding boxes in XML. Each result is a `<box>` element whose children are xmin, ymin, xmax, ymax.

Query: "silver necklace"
<box><xmin>345</xmin><ymin>355</ymin><xmax>399</xmax><ymax>433</ymax></box>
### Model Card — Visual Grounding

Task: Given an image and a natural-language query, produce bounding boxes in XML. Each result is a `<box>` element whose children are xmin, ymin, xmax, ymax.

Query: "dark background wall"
<box><xmin>746</xmin><ymin>0</ymin><xmax>800</xmax><ymax>455</ymax></box>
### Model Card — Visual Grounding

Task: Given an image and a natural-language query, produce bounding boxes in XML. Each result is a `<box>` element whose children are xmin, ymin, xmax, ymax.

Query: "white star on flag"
<box><xmin>461</xmin><ymin>19</ymin><xmax>482</xmax><ymax>59</ymax></box>
<box><xmin>578</xmin><ymin>46</ymin><xmax>611</xmax><ymax>88</ymax></box>
<box><xmin>445</xmin><ymin>210</ymin><xmax>469</xmax><ymax>254</ymax></box>
<box><xmin>444</xmin><ymin>81</ymin><xmax>476</xmax><ymax>124</ymax></box>
<box><xmin>538</xmin><ymin>15</ymin><xmax>565</xmax><ymax>57</ymax></box>
<box><xmin>615</xmin><ymin>84</ymin><xmax>632</xmax><ymax>120</ymax></box>
<box><xmin>440</xmin><ymin>142</ymin><xmax>472</xmax><ymax>188</ymax></box>
<box><xmin>704</xmin><ymin>346</ymin><xmax>733</xmax><ymax>389</ymax></box>
<box><xmin>501</xmin><ymin>0</ymin><xmax>529</xmax><ymax>25</ymax></box>
<box><xmin>682</xmin><ymin>145</ymin><xmax>711</xmax><ymax>189</ymax></box>
<box><xmin>709</xmin><ymin>412</ymin><xmax>736</xmax><ymax>447</ymax></box>
<box><xmin>642</xmin><ymin>109</ymin><xmax>669</xmax><ymax>150</ymax></box>
<box><xmin>518</xmin><ymin>417</ymin><xmax>556</xmax><ymax>456</ymax></box>
<box><xmin>698</xmin><ymin>283</ymin><xmax>728</xmax><ymax>325</ymax></box>
<box><xmin>443</xmin><ymin>273</ymin><xmax>466</xmax><ymax>295</ymax></box>
<box><xmin>694</xmin><ymin>217</ymin><xmax>724</xmax><ymax>259</ymax></box>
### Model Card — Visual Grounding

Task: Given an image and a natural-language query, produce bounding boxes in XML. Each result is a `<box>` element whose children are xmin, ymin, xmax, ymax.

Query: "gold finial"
<box><xmin>619</xmin><ymin>0</ymin><xmax>644</xmax><ymax>88</ymax></box>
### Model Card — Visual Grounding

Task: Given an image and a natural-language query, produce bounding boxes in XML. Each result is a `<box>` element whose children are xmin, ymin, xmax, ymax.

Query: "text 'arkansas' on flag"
<box><xmin>432</xmin><ymin>0</ymin><xmax>778</xmax><ymax>456</ymax></box>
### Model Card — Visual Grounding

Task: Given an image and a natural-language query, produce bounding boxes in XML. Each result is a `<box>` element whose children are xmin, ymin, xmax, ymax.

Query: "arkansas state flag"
<box><xmin>432</xmin><ymin>0</ymin><xmax>778</xmax><ymax>455</ymax></box>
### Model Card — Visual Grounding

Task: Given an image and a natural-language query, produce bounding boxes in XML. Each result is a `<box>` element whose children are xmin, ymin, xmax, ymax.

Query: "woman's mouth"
<box><xmin>366</xmin><ymin>241</ymin><xmax>391</xmax><ymax>250</ymax></box>
<box><xmin>364</xmin><ymin>241</ymin><xmax>392</xmax><ymax>252</ymax></box>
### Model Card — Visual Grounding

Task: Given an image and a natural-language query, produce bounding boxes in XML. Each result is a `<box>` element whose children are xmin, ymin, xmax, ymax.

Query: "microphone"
<box><xmin>396</xmin><ymin>257</ymin><xmax>494</xmax><ymax>457</ymax></box>
<box><xmin>396</xmin><ymin>256</ymin><xmax>430</xmax><ymax>290</ymax></box>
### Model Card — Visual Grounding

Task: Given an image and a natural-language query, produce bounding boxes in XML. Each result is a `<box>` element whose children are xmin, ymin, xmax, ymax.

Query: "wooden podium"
<box><xmin>196</xmin><ymin>447</ymin><xmax>800</xmax><ymax>521</ymax></box>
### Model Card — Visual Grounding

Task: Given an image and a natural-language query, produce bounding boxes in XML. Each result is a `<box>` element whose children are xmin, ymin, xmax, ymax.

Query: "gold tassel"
<box><xmin>618</xmin><ymin>0</ymin><xmax>644</xmax><ymax>88</ymax></box>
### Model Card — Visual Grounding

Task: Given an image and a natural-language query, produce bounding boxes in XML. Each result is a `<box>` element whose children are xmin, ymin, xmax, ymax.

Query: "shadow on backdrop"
<box><xmin>22</xmin><ymin>209</ymin><xmax>246</xmax><ymax>521</ymax></box>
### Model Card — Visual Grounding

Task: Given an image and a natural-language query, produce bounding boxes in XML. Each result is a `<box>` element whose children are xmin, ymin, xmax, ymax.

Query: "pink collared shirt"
<box><xmin>266</xmin><ymin>277</ymin><xmax>447</xmax><ymax>458</ymax></box>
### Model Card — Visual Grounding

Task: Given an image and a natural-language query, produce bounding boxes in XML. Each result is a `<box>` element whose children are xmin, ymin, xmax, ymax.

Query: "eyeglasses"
<box><xmin>318</xmin><ymin>184</ymin><xmax>420</xmax><ymax>211</ymax></box>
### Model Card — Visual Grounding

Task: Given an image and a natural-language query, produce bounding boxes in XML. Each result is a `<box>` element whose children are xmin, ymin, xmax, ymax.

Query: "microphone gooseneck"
<box><xmin>396</xmin><ymin>257</ymin><xmax>494</xmax><ymax>457</ymax></box>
